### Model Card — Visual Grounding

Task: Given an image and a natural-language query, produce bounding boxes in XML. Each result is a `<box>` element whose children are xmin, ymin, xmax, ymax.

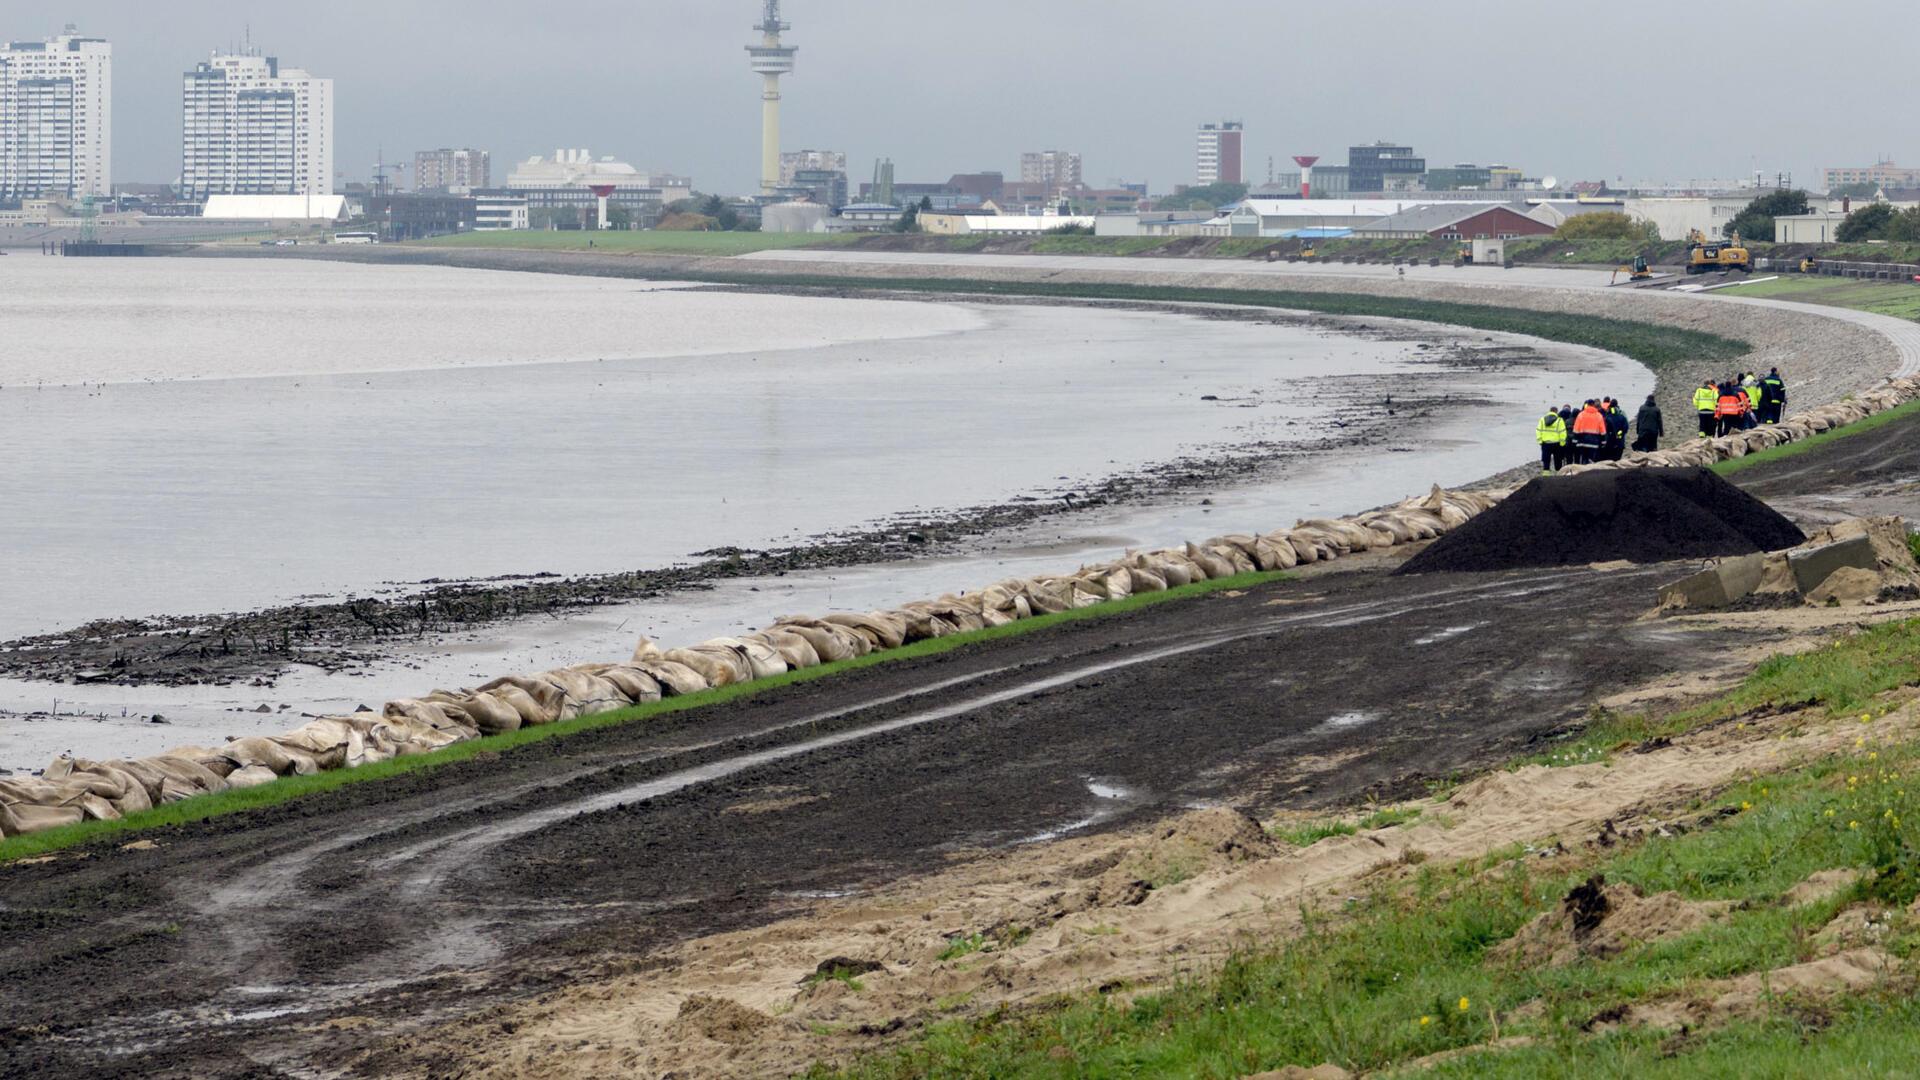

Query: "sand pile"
<box><xmin>1398</xmin><ymin>468</ymin><xmax>1805</xmax><ymax>574</ymax></box>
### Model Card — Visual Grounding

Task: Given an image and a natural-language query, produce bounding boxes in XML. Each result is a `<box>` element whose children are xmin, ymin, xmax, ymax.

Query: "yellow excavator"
<box><xmin>1686</xmin><ymin>229</ymin><xmax>1752</xmax><ymax>275</ymax></box>
<box><xmin>1611</xmin><ymin>255</ymin><xmax>1654</xmax><ymax>285</ymax></box>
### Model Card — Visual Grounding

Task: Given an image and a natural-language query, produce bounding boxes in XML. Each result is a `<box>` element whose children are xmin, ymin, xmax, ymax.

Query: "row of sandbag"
<box><xmin>0</xmin><ymin>485</ymin><xmax>1505</xmax><ymax>841</ymax></box>
<box><xmin>1566</xmin><ymin>375</ymin><xmax>1920</xmax><ymax>474</ymax></box>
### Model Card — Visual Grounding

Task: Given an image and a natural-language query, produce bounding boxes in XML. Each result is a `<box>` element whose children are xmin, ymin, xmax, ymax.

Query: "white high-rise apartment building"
<box><xmin>181</xmin><ymin>51</ymin><xmax>333</xmax><ymax>199</ymax></box>
<box><xmin>1020</xmin><ymin>150</ymin><xmax>1083</xmax><ymax>190</ymax></box>
<box><xmin>415</xmin><ymin>148</ymin><xmax>489</xmax><ymax>192</ymax></box>
<box><xmin>0</xmin><ymin>28</ymin><xmax>111</xmax><ymax>199</ymax></box>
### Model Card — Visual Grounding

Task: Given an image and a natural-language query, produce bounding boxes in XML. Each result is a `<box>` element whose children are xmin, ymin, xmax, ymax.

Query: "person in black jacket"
<box><xmin>1633</xmin><ymin>393</ymin><xmax>1664</xmax><ymax>452</ymax></box>
<box><xmin>1759</xmin><ymin>367</ymin><xmax>1788</xmax><ymax>424</ymax></box>
<box><xmin>1602</xmin><ymin>397</ymin><xmax>1630</xmax><ymax>461</ymax></box>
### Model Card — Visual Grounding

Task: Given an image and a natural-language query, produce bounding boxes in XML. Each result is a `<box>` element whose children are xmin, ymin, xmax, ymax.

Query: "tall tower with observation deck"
<box><xmin>747</xmin><ymin>1</ymin><xmax>797</xmax><ymax>195</ymax></box>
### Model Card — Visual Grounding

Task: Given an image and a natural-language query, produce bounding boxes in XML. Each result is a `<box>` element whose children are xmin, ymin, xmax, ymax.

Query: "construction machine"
<box><xmin>1611</xmin><ymin>255</ymin><xmax>1654</xmax><ymax>285</ymax></box>
<box><xmin>1686</xmin><ymin>229</ymin><xmax>1753</xmax><ymax>275</ymax></box>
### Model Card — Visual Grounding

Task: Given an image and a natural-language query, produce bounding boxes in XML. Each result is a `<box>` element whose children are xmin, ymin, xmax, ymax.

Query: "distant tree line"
<box><xmin>1836</xmin><ymin>202</ymin><xmax>1920</xmax><ymax>243</ymax></box>
<box><xmin>1553</xmin><ymin>212</ymin><xmax>1660</xmax><ymax>243</ymax></box>
<box><xmin>1154</xmin><ymin>182</ymin><xmax>1248</xmax><ymax>213</ymax></box>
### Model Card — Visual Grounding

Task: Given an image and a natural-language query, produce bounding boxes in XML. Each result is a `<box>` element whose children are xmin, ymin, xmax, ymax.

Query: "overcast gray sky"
<box><xmin>36</xmin><ymin>0</ymin><xmax>1916</xmax><ymax>192</ymax></box>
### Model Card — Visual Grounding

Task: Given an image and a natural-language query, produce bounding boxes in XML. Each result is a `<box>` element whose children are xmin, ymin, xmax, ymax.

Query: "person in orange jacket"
<box><xmin>1570</xmin><ymin>399</ymin><xmax>1610</xmax><ymax>464</ymax></box>
<box><xmin>1714</xmin><ymin>381</ymin><xmax>1747</xmax><ymax>438</ymax></box>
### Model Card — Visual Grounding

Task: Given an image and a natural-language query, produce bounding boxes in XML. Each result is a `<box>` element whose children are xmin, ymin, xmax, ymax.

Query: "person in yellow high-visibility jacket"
<box><xmin>1536</xmin><ymin>407</ymin><xmax>1569</xmax><ymax>475</ymax></box>
<box><xmin>1692</xmin><ymin>382</ymin><xmax>1719</xmax><ymax>438</ymax></box>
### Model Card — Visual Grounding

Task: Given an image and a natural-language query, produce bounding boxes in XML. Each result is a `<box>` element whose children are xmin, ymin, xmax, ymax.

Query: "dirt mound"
<box><xmin>1399</xmin><ymin>468</ymin><xmax>1805</xmax><ymax>574</ymax></box>
<box><xmin>668</xmin><ymin>995</ymin><xmax>774</xmax><ymax>1044</ymax></box>
<box><xmin>1492</xmin><ymin>875</ymin><xmax>1727</xmax><ymax>966</ymax></box>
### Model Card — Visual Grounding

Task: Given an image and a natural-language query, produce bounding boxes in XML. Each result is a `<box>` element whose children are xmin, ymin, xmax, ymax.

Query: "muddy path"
<box><xmin>1729</xmin><ymin>407</ymin><xmax>1920</xmax><ymax>525</ymax></box>
<box><xmin>0</xmin><ymin>554</ymin><xmax>1750</xmax><ymax>1078</ymax></box>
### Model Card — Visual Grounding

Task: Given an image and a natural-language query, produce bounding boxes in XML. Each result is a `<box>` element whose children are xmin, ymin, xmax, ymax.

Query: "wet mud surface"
<box><xmin>0</xmin><ymin>557</ymin><xmax>1743</xmax><ymax>1077</ymax></box>
<box><xmin>0</xmin><ymin>293</ymin><xmax>1530</xmax><ymax>689</ymax></box>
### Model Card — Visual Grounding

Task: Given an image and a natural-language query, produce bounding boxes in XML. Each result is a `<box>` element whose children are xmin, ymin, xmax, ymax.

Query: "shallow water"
<box><xmin>0</xmin><ymin>257</ymin><xmax>1652</xmax><ymax>771</ymax></box>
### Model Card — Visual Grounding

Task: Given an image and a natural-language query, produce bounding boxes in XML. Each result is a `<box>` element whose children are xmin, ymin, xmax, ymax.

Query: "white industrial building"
<box><xmin>1774</xmin><ymin>212</ymin><xmax>1854</xmax><ymax>245</ymax></box>
<box><xmin>0</xmin><ymin>29</ymin><xmax>111</xmax><ymax>198</ymax></box>
<box><xmin>1225</xmin><ymin>199</ymin><xmax>1493</xmax><ymax>238</ymax></box>
<box><xmin>200</xmin><ymin>193</ymin><xmax>347</xmax><ymax>221</ymax></box>
<box><xmin>180</xmin><ymin>51</ymin><xmax>333</xmax><ymax>199</ymax></box>
<box><xmin>502</xmin><ymin>149</ymin><xmax>691</xmax><ymax>228</ymax></box>
<box><xmin>504</xmin><ymin>149</ymin><xmax>690</xmax><ymax>196</ymax></box>
<box><xmin>474</xmin><ymin>193</ymin><xmax>529</xmax><ymax>231</ymax></box>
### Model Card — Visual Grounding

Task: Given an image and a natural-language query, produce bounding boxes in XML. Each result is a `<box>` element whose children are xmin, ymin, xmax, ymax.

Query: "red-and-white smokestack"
<box><xmin>1293</xmin><ymin>155</ymin><xmax>1320</xmax><ymax>200</ymax></box>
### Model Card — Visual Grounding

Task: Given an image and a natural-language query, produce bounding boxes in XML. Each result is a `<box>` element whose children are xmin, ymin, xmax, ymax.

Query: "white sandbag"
<box><xmin>226</xmin><ymin>765</ymin><xmax>280</xmax><ymax>790</ymax></box>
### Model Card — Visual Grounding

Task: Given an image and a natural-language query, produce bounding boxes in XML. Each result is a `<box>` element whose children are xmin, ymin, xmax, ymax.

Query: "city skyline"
<box><xmin>10</xmin><ymin>0</ymin><xmax>1920</xmax><ymax>196</ymax></box>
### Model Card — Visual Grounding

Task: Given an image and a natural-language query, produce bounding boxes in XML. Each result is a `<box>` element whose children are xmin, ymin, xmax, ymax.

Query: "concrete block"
<box><xmin>1658</xmin><ymin>553</ymin><xmax>1767</xmax><ymax>609</ymax></box>
<box><xmin>1789</xmin><ymin>536</ymin><xmax>1878</xmax><ymax>594</ymax></box>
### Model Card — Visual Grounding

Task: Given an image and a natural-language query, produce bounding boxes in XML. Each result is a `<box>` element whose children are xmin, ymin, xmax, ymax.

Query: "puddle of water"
<box><xmin>1016</xmin><ymin>816</ymin><xmax>1102</xmax><ymax>845</ymax></box>
<box><xmin>1317</xmin><ymin>710</ymin><xmax>1382</xmax><ymax>733</ymax></box>
<box><xmin>1086</xmin><ymin>780</ymin><xmax>1131</xmax><ymax>800</ymax></box>
<box><xmin>1414</xmin><ymin>624</ymin><xmax>1481</xmax><ymax>645</ymax></box>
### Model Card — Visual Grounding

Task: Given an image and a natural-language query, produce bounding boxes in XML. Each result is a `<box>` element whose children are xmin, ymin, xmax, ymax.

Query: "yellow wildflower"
<box><xmin>1419</xmin><ymin>1015</ymin><xmax>1432</xmax><ymax>1027</ymax></box>
<box><xmin>1458</xmin><ymin>997</ymin><xmax>1471</xmax><ymax>1012</ymax></box>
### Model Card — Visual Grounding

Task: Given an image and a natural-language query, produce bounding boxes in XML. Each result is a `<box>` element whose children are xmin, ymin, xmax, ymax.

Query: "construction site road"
<box><xmin>0</xmin><ymin>550</ymin><xmax>1758</xmax><ymax>1078</ymax></box>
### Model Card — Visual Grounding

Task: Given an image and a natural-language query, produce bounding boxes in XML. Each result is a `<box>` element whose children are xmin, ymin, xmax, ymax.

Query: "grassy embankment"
<box><xmin>813</xmin><ymin>619</ymin><xmax>1920</xmax><ymax>1079</ymax></box>
<box><xmin>415</xmin><ymin>228</ymin><xmax>1920</xmax><ymax>272</ymax></box>
<box><xmin>656</xmin><ymin>272</ymin><xmax>1749</xmax><ymax>373</ymax></box>
<box><xmin>1717</xmin><ymin>275</ymin><xmax>1920</xmax><ymax>323</ymax></box>
<box><xmin>0</xmin><ymin>570</ymin><xmax>1289</xmax><ymax>864</ymax></box>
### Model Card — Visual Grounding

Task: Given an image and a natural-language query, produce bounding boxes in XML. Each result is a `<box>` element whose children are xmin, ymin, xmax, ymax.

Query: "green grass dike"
<box><xmin>809</xmin><ymin>619</ymin><xmax>1920</xmax><ymax>1079</ymax></box>
<box><xmin>418</xmin><ymin>230</ymin><xmax>866</xmax><ymax>257</ymax></box>
<box><xmin>643</xmin><ymin>272</ymin><xmax>1748</xmax><ymax>372</ymax></box>
<box><xmin>1714</xmin><ymin>275</ymin><xmax>1920</xmax><ymax>324</ymax></box>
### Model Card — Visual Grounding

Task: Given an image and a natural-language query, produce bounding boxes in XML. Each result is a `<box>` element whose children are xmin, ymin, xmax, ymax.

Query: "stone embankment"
<box><xmin>7</xmin><ymin>376</ymin><xmax>1920</xmax><ymax>841</ymax></box>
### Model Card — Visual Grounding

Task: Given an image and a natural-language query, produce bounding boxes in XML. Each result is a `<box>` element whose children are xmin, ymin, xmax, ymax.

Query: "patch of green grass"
<box><xmin>1027</xmin><ymin>235</ymin><xmax>1173</xmax><ymax>256</ymax></box>
<box><xmin>1715</xmin><ymin>274</ymin><xmax>1920</xmax><ymax>323</ymax></box>
<box><xmin>0</xmin><ymin>570</ymin><xmax>1293</xmax><ymax>864</ymax></box>
<box><xmin>1683</xmin><ymin>617</ymin><xmax>1920</xmax><ymax>723</ymax></box>
<box><xmin>415</xmin><ymin>230</ymin><xmax>863</xmax><ymax>257</ymax></box>
<box><xmin>805</xmin><ymin>965</ymin><xmax>870</xmax><ymax>993</ymax></box>
<box><xmin>1359</xmin><ymin>806</ymin><xmax>1423</xmax><ymax>831</ymax></box>
<box><xmin>1273</xmin><ymin>820</ymin><xmax>1360</xmax><ymax>847</ymax></box>
<box><xmin>1714</xmin><ymin>399</ymin><xmax>1920</xmax><ymax>476</ymax></box>
<box><xmin>938</xmin><ymin>934</ymin><xmax>988</xmax><ymax>962</ymax></box>
<box><xmin>1520</xmin><ymin>618</ymin><xmax>1920</xmax><ymax>773</ymax></box>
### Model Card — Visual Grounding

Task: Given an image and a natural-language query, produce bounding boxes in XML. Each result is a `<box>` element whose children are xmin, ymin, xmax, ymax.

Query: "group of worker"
<box><xmin>1534</xmin><ymin>395</ymin><xmax>1663</xmax><ymax>474</ymax></box>
<box><xmin>1533</xmin><ymin>368</ymin><xmax>1789</xmax><ymax>475</ymax></box>
<box><xmin>1693</xmin><ymin>369</ymin><xmax>1789</xmax><ymax>436</ymax></box>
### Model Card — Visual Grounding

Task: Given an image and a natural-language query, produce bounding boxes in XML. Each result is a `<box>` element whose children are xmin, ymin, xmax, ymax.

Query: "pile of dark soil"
<box><xmin>1398</xmin><ymin>467</ymin><xmax>1806</xmax><ymax>574</ymax></box>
